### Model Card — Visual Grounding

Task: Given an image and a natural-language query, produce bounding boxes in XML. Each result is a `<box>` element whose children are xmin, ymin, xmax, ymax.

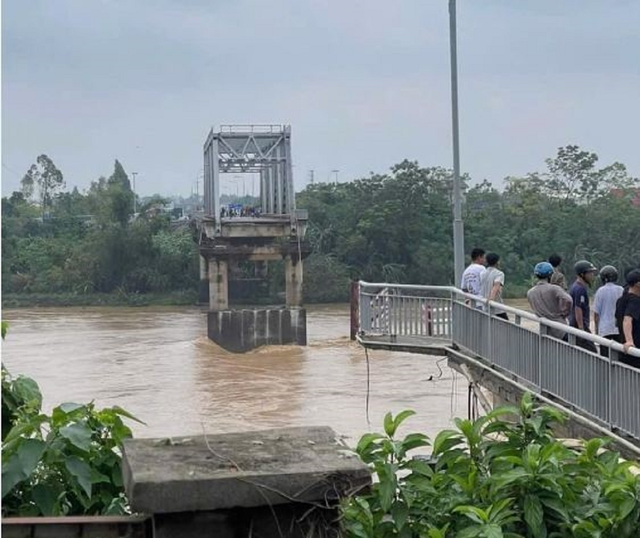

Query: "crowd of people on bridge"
<box><xmin>461</xmin><ymin>248</ymin><xmax>640</xmax><ymax>368</ymax></box>
<box><xmin>220</xmin><ymin>205</ymin><xmax>262</xmax><ymax>218</ymax></box>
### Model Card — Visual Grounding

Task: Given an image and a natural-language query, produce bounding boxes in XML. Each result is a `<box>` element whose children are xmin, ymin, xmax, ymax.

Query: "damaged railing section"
<box><xmin>358</xmin><ymin>283</ymin><xmax>453</xmax><ymax>341</ymax></box>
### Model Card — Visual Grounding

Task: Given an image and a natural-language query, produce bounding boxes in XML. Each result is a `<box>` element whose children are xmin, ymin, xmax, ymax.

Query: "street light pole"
<box><xmin>131</xmin><ymin>172</ymin><xmax>138</xmax><ymax>214</ymax></box>
<box><xmin>449</xmin><ymin>0</ymin><xmax>465</xmax><ymax>286</ymax></box>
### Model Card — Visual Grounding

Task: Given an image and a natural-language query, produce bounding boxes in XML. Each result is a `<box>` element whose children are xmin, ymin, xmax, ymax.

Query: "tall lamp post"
<box><xmin>449</xmin><ymin>0</ymin><xmax>465</xmax><ymax>286</ymax></box>
<box><xmin>131</xmin><ymin>172</ymin><xmax>138</xmax><ymax>214</ymax></box>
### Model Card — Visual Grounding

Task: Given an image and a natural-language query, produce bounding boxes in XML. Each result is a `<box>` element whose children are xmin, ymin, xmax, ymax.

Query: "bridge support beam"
<box><xmin>208</xmin><ymin>260</ymin><xmax>229</xmax><ymax>312</ymax></box>
<box><xmin>285</xmin><ymin>255</ymin><xmax>303</xmax><ymax>308</ymax></box>
<box><xmin>198</xmin><ymin>255</ymin><xmax>209</xmax><ymax>304</ymax></box>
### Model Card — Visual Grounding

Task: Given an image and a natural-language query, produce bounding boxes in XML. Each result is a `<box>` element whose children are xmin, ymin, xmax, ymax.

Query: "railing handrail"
<box><xmin>358</xmin><ymin>281</ymin><xmax>640</xmax><ymax>358</ymax></box>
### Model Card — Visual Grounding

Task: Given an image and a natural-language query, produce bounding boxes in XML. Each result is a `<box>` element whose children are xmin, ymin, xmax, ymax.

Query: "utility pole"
<box><xmin>308</xmin><ymin>170</ymin><xmax>315</xmax><ymax>184</ymax></box>
<box><xmin>449</xmin><ymin>0</ymin><xmax>465</xmax><ymax>286</ymax></box>
<box><xmin>331</xmin><ymin>169</ymin><xmax>339</xmax><ymax>184</ymax></box>
<box><xmin>131</xmin><ymin>172</ymin><xmax>138</xmax><ymax>214</ymax></box>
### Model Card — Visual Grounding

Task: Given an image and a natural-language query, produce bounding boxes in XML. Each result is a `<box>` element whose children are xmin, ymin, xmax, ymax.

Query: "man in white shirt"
<box><xmin>460</xmin><ymin>248</ymin><xmax>486</xmax><ymax>295</ymax></box>
<box><xmin>593</xmin><ymin>265</ymin><xmax>624</xmax><ymax>357</ymax></box>
<box><xmin>480</xmin><ymin>253</ymin><xmax>507</xmax><ymax>319</ymax></box>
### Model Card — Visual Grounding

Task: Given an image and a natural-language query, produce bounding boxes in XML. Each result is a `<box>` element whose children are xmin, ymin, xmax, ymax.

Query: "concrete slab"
<box><xmin>122</xmin><ymin>426</ymin><xmax>370</xmax><ymax>514</ymax></box>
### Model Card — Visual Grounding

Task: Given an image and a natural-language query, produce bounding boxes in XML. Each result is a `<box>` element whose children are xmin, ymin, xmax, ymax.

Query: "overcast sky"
<box><xmin>2</xmin><ymin>0</ymin><xmax>640</xmax><ymax>197</ymax></box>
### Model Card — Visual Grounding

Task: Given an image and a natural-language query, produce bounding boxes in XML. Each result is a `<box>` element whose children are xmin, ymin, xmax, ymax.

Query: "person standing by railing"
<box><xmin>616</xmin><ymin>269</ymin><xmax>640</xmax><ymax>368</ymax></box>
<box><xmin>569</xmin><ymin>260</ymin><xmax>598</xmax><ymax>353</ymax></box>
<box><xmin>593</xmin><ymin>265</ymin><xmax>624</xmax><ymax>358</ymax></box>
<box><xmin>548</xmin><ymin>254</ymin><xmax>568</xmax><ymax>290</ymax></box>
<box><xmin>527</xmin><ymin>262</ymin><xmax>573</xmax><ymax>340</ymax></box>
<box><xmin>460</xmin><ymin>248</ymin><xmax>486</xmax><ymax>308</ymax></box>
<box><xmin>480</xmin><ymin>253</ymin><xmax>507</xmax><ymax>320</ymax></box>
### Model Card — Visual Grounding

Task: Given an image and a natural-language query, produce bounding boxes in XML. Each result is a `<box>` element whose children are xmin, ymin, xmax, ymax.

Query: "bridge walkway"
<box><xmin>356</xmin><ymin>281</ymin><xmax>640</xmax><ymax>456</ymax></box>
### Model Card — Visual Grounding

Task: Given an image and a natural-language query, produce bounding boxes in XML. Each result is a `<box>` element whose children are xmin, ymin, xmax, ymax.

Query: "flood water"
<box><xmin>2</xmin><ymin>304</ymin><xmax>470</xmax><ymax>445</ymax></box>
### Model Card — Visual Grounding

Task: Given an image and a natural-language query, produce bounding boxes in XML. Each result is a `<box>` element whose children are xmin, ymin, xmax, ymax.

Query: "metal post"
<box><xmin>350</xmin><ymin>281</ymin><xmax>360</xmax><ymax>340</ymax></box>
<box><xmin>131</xmin><ymin>172</ymin><xmax>138</xmax><ymax>215</ymax></box>
<box><xmin>211</xmin><ymin>135</ymin><xmax>221</xmax><ymax>233</ymax></box>
<box><xmin>449</xmin><ymin>0</ymin><xmax>465</xmax><ymax>286</ymax></box>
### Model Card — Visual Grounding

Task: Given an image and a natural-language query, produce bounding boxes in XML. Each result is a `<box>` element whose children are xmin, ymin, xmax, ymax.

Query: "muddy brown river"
<box><xmin>2</xmin><ymin>304</ymin><xmax>470</xmax><ymax>445</ymax></box>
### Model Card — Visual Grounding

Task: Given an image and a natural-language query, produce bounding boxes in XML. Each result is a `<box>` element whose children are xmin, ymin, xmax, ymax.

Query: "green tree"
<box><xmin>86</xmin><ymin>160</ymin><xmax>134</xmax><ymax>226</ymax></box>
<box><xmin>536</xmin><ymin>145</ymin><xmax>637</xmax><ymax>202</ymax></box>
<box><xmin>20</xmin><ymin>155</ymin><xmax>64</xmax><ymax>218</ymax></box>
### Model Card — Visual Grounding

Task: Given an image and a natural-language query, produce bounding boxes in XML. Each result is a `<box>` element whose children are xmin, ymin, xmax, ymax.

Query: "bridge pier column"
<box><xmin>285</xmin><ymin>255</ymin><xmax>303</xmax><ymax>307</ymax></box>
<box><xmin>199</xmin><ymin>255</ymin><xmax>209</xmax><ymax>304</ymax></box>
<box><xmin>208</xmin><ymin>259</ymin><xmax>229</xmax><ymax>311</ymax></box>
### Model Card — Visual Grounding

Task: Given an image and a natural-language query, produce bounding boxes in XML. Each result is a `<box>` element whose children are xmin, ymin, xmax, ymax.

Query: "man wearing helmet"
<box><xmin>593</xmin><ymin>265</ymin><xmax>624</xmax><ymax>357</ymax></box>
<box><xmin>569</xmin><ymin>260</ymin><xmax>598</xmax><ymax>353</ymax></box>
<box><xmin>527</xmin><ymin>261</ymin><xmax>573</xmax><ymax>340</ymax></box>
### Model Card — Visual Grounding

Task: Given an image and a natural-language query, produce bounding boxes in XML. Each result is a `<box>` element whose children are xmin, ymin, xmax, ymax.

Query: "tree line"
<box><xmin>2</xmin><ymin>145</ymin><xmax>639</xmax><ymax>305</ymax></box>
<box><xmin>299</xmin><ymin>145</ymin><xmax>640</xmax><ymax>301</ymax></box>
<box><xmin>2</xmin><ymin>158</ymin><xmax>198</xmax><ymax>304</ymax></box>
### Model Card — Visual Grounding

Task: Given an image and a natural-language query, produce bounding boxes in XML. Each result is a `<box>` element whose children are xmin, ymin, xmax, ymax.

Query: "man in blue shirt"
<box><xmin>569</xmin><ymin>260</ymin><xmax>598</xmax><ymax>353</ymax></box>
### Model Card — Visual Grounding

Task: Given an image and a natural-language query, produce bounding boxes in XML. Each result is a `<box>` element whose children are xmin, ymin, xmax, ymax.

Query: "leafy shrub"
<box><xmin>303</xmin><ymin>252</ymin><xmax>351</xmax><ymax>303</ymax></box>
<box><xmin>1</xmin><ymin>367</ymin><xmax>142</xmax><ymax>516</ymax></box>
<box><xmin>342</xmin><ymin>394</ymin><xmax>640</xmax><ymax>537</ymax></box>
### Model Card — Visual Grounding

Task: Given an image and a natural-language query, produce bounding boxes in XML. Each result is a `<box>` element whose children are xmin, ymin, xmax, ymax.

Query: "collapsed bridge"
<box><xmin>197</xmin><ymin>125</ymin><xmax>310</xmax><ymax>352</ymax></box>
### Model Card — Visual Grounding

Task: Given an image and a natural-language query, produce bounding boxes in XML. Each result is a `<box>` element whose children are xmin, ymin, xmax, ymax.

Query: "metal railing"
<box><xmin>359</xmin><ymin>283</ymin><xmax>453</xmax><ymax>341</ymax></box>
<box><xmin>358</xmin><ymin>281</ymin><xmax>640</xmax><ymax>441</ymax></box>
<box><xmin>2</xmin><ymin>515</ymin><xmax>152</xmax><ymax>538</ymax></box>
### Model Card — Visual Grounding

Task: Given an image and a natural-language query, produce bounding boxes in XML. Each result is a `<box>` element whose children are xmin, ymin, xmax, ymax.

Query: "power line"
<box><xmin>2</xmin><ymin>162</ymin><xmax>24</xmax><ymax>179</ymax></box>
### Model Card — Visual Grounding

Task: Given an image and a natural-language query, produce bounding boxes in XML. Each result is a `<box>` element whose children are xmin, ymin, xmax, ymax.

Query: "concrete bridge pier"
<box><xmin>285</xmin><ymin>255</ymin><xmax>303</xmax><ymax>307</ymax></box>
<box><xmin>200</xmin><ymin>218</ymin><xmax>311</xmax><ymax>352</ymax></box>
<box><xmin>208</xmin><ymin>259</ymin><xmax>229</xmax><ymax>311</ymax></box>
<box><xmin>198</xmin><ymin>255</ymin><xmax>209</xmax><ymax>304</ymax></box>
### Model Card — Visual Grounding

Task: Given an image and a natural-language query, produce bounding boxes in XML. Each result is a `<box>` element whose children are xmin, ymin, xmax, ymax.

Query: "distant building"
<box><xmin>611</xmin><ymin>188</ymin><xmax>640</xmax><ymax>207</ymax></box>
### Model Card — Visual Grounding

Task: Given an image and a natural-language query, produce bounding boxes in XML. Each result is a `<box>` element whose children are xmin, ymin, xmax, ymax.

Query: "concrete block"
<box><xmin>291</xmin><ymin>308</ymin><xmax>307</xmax><ymax>346</ymax></box>
<box><xmin>243</xmin><ymin>309</ymin><xmax>256</xmax><ymax>350</ymax></box>
<box><xmin>122</xmin><ymin>426</ymin><xmax>370</xmax><ymax>515</ymax></box>
<box><xmin>208</xmin><ymin>308</ymin><xmax>307</xmax><ymax>352</ymax></box>
<box><xmin>280</xmin><ymin>309</ymin><xmax>292</xmax><ymax>343</ymax></box>
<box><xmin>255</xmin><ymin>309</ymin><xmax>267</xmax><ymax>348</ymax></box>
<box><xmin>267</xmin><ymin>310</ymin><xmax>282</xmax><ymax>346</ymax></box>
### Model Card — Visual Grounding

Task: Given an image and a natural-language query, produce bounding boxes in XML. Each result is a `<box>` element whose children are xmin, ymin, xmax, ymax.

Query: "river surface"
<box><xmin>2</xmin><ymin>305</ymin><xmax>472</xmax><ymax>445</ymax></box>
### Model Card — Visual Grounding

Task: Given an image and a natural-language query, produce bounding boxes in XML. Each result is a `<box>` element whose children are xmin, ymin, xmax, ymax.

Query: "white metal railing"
<box><xmin>358</xmin><ymin>281</ymin><xmax>640</xmax><ymax>441</ymax></box>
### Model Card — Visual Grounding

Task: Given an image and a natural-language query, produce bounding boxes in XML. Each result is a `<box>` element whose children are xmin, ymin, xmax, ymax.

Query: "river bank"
<box><xmin>2</xmin><ymin>285</ymin><xmax>531</xmax><ymax>309</ymax></box>
<box><xmin>1</xmin><ymin>291</ymin><xmax>199</xmax><ymax>308</ymax></box>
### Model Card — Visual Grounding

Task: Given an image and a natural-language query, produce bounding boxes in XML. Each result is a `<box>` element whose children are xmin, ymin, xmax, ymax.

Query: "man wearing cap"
<box><xmin>527</xmin><ymin>262</ymin><xmax>573</xmax><ymax>340</ymax></box>
<box><xmin>569</xmin><ymin>260</ymin><xmax>598</xmax><ymax>353</ymax></box>
<box><xmin>616</xmin><ymin>269</ymin><xmax>640</xmax><ymax>368</ymax></box>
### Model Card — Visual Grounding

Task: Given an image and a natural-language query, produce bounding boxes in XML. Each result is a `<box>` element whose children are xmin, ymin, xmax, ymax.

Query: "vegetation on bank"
<box><xmin>3</xmin><ymin>145</ymin><xmax>639</xmax><ymax>307</ymax></box>
<box><xmin>342</xmin><ymin>394</ymin><xmax>640</xmax><ymax>537</ymax></box>
<box><xmin>1</xmin><ymin>327</ymin><xmax>140</xmax><ymax>516</ymax></box>
<box><xmin>2</xmin><ymin>158</ymin><xmax>200</xmax><ymax>307</ymax></box>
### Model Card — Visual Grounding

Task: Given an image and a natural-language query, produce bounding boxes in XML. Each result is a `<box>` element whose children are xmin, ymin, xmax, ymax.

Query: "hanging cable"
<box><xmin>364</xmin><ymin>347</ymin><xmax>372</xmax><ymax>429</ymax></box>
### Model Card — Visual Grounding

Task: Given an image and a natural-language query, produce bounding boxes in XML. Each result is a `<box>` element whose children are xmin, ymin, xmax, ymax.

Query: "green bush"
<box><xmin>304</xmin><ymin>253</ymin><xmax>351</xmax><ymax>303</ymax></box>
<box><xmin>342</xmin><ymin>394</ymin><xmax>640</xmax><ymax>537</ymax></box>
<box><xmin>1</xmin><ymin>366</ymin><xmax>142</xmax><ymax>516</ymax></box>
